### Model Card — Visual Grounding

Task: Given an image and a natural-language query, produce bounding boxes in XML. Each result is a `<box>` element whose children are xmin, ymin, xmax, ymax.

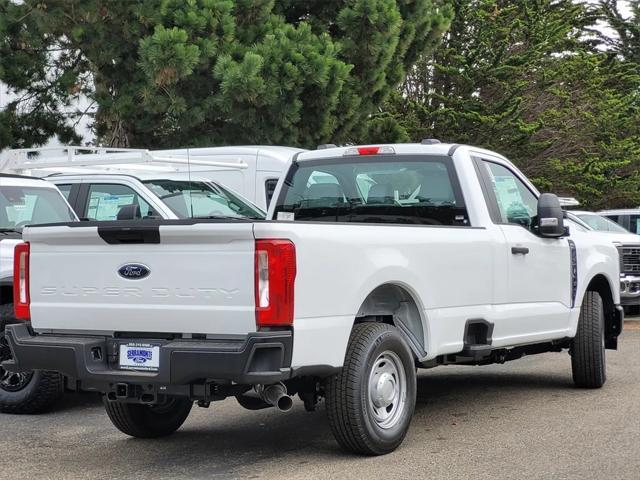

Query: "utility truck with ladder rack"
<box><xmin>1</xmin><ymin>145</ymin><xmax>303</xmax><ymax>211</ymax></box>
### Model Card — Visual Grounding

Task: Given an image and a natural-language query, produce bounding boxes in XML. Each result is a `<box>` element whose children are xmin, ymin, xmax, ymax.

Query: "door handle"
<box><xmin>511</xmin><ymin>246</ymin><xmax>529</xmax><ymax>255</ymax></box>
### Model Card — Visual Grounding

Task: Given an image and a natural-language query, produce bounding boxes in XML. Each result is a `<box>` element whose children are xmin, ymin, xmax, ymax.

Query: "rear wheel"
<box><xmin>571</xmin><ymin>291</ymin><xmax>606</xmax><ymax>388</ymax></box>
<box><xmin>103</xmin><ymin>396</ymin><xmax>193</xmax><ymax>438</ymax></box>
<box><xmin>325</xmin><ymin>322</ymin><xmax>417</xmax><ymax>455</ymax></box>
<box><xmin>0</xmin><ymin>303</ymin><xmax>64</xmax><ymax>414</ymax></box>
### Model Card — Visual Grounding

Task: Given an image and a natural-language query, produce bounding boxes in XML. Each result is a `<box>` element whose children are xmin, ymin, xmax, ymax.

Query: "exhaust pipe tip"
<box><xmin>276</xmin><ymin>394</ymin><xmax>294</xmax><ymax>412</ymax></box>
<box><xmin>258</xmin><ymin>383</ymin><xmax>293</xmax><ymax>412</ymax></box>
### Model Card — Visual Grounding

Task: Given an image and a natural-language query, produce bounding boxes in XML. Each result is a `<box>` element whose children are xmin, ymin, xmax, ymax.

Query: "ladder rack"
<box><xmin>0</xmin><ymin>146</ymin><xmax>249</xmax><ymax>175</ymax></box>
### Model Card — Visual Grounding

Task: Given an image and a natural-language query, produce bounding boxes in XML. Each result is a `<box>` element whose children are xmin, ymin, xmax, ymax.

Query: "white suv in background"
<box><xmin>598</xmin><ymin>208</ymin><xmax>640</xmax><ymax>235</ymax></box>
<box><xmin>0</xmin><ymin>174</ymin><xmax>77</xmax><ymax>413</ymax></box>
<box><xmin>47</xmin><ymin>173</ymin><xmax>265</xmax><ymax>222</ymax></box>
<box><xmin>571</xmin><ymin>210</ymin><xmax>640</xmax><ymax>313</ymax></box>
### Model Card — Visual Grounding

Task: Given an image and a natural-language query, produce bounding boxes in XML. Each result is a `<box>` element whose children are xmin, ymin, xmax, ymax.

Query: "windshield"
<box><xmin>143</xmin><ymin>180</ymin><xmax>264</xmax><ymax>219</ymax></box>
<box><xmin>565</xmin><ymin>218</ymin><xmax>589</xmax><ymax>233</ymax></box>
<box><xmin>575</xmin><ymin>213</ymin><xmax>630</xmax><ymax>233</ymax></box>
<box><xmin>565</xmin><ymin>213</ymin><xmax>591</xmax><ymax>232</ymax></box>
<box><xmin>274</xmin><ymin>155</ymin><xmax>469</xmax><ymax>226</ymax></box>
<box><xmin>0</xmin><ymin>185</ymin><xmax>76</xmax><ymax>232</ymax></box>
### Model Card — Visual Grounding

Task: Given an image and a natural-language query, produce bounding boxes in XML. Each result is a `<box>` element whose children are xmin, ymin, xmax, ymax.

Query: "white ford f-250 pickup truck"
<box><xmin>3</xmin><ymin>142</ymin><xmax>624</xmax><ymax>455</ymax></box>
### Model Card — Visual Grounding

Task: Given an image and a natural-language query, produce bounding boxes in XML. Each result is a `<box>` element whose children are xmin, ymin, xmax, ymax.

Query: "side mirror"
<box><xmin>537</xmin><ymin>193</ymin><xmax>565</xmax><ymax>237</ymax></box>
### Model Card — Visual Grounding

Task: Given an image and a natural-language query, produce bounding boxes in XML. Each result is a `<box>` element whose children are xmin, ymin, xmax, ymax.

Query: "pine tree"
<box><xmin>383</xmin><ymin>0</ymin><xmax>640</xmax><ymax>208</ymax></box>
<box><xmin>523</xmin><ymin>53</ymin><xmax>640</xmax><ymax>209</ymax></box>
<box><xmin>594</xmin><ymin>0</ymin><xmax>639</xmax><ymax>65</ymax></box>
<box><xmin>0</xmin><ymin>0</ymin><xmax>453</xmax><ymax>149</ymax></box>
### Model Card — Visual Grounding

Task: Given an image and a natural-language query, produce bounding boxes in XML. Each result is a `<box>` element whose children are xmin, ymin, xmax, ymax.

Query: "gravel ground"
<box><xmin>1</xmin><ymin>325</ymin><xmax>638</xmax><ymax>480</ymax></box>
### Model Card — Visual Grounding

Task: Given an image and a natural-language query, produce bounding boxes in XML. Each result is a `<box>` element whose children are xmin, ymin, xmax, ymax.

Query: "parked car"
<box><xmin>572</xmin><ymin>210</ymin><xmax>633</xmax><ymax>233</ymax></box>
<box><xmin>598</xmin><ymin>208</ymin><xmax>640</xmax><ymax>235</ymax></box>
<box><xmin>3</xmin><ymin>142</ymin><xmax>623</xmax><ymax>455</ymax></box>
<box><xmin>570</xmin><ymin>211</ymin><xmax>640</xmax><ymax>314</ymax></box>
<box><xmin>0</xmin><ymin>173</ymin><xmax>78</xmax><ymax>413</ymax></box>
<box><xmin>1</xmin><ymin>145</ymin><xmax>304</xmax><ymax>210</ymax></box>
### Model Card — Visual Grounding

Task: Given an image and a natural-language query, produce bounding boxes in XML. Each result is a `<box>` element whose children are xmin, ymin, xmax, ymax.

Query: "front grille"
<box><xmin>621</xmin><ymin>246</ymin><xmax>640</xmax><ymax>274</ymax></box>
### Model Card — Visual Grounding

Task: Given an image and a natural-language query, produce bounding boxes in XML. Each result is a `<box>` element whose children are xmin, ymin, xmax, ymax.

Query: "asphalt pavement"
<box><xmin>1</xmin><ymin>325</ymin><xmax>639</xmax><ymax>480</ymax></box>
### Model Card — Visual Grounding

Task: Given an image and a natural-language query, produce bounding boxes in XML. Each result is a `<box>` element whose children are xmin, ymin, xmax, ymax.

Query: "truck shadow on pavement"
<box><xmin>58</xmin><ymin>369</ymin><xmax>577</xmax><ymax>476</ymax></box>
<box><xmin>53</xmin><ymin>391</ymin><xmax>102</xmax><ymax>413</ymax></box>
<box><xmin>415</xmin><ymin>369</ymin><xmax>574</xmax><ymax>403</ymax></box>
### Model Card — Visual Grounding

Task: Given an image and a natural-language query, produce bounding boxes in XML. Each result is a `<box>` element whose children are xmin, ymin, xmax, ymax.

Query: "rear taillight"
<box><xmin>13</xmin><ymin>242</ymin><xmax>30</xmax><ymax>320</ymax></box>
<box><xmin>254</xmin><ymin>239</ymin><xmax>296</xmax><ymax>328</ymax></box>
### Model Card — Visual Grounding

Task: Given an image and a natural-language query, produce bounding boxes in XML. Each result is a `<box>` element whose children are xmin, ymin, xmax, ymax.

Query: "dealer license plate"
<box><xmin>119</xmin><ymin>343</ymin><xmax>160</xmax><ymax>372</ymax></box>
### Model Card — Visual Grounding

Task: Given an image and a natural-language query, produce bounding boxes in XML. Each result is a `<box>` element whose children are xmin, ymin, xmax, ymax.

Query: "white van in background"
<box><xmin>0</xmin><ymin>145</ymin><xmax>304</xmax><ymax>210</ymax></box>
<box><xmin>152</xmin><ymin>146</ymin><xmax>304</xmax><ymax>209</ymax></box>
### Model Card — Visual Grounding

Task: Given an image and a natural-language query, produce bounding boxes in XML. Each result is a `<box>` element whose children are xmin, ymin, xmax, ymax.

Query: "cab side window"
<box><xmin>482</xmin><ymin>161</ymin><xmax>537</xmax><ymax>229</ymax></box>
<box><xmin>86</xmin><ymin>184</ymin><xmax>156</xmax><ymax>221</ymax></box>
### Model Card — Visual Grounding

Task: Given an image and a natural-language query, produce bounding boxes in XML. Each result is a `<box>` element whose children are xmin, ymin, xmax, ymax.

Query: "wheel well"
<box><xmin>354</xmin><ymin>284</ymin><xmax>425</xmax><ymax>358</ymax></box>
<box><xmin>586</xmin><ymin>274</ymin><xmax>620</xmax><ymax>345</ymax></box>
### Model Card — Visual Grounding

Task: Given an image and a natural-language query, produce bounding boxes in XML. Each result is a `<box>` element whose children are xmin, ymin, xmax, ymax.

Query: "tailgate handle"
<box><xmin>98</xmin><ymin>225</ymin><xmax>160</xmax><ymax>245</ymax></box>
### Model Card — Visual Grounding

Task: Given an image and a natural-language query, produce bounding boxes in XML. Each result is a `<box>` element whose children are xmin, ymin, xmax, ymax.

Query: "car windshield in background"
<box><xmin>143</xmin><ymin>180</ymin><xmax>265</xmax><ymax>219</ymax></box>
<box><xmin>565</xmin><ymin>213</ymin><xmax>591</xmax><ymax>232</ymax></box>
<box><xmin>0</xmin><ymin>186</ymin><xmax>75</xmax><ymax>232</ymax></box>
<box><xmin>575</xmin><ymin>213</ymin><xmax>630</xmax><ymax>233</ymax></box>
<box><xmin>274</xmin><ymin>155</ymin><xmax>469</xmax><ymax>226</ymax></box>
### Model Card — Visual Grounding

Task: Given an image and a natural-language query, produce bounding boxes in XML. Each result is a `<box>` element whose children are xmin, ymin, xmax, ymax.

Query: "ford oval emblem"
<box><xmin>118</xmin><ymin>263</ymin><xmax>150</xmax><ymax>280</ymax></box>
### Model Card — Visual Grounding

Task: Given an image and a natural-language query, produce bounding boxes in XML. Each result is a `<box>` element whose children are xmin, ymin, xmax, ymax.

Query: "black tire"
<box><xmin>325</xmin><ymin>322</ymin><xmax>417</xmax><ymax>455</ymax></box>
<box><xmin>0</xmin><ymin>303</ymin><xmax>64</xmax><ymax>414</ymax></box>
<box><xmin>571</xmin><ymin>291</ymin><xmax>606</xmax><ymax>388</ymax></box>
<box><xmin>103</xmin><ymin>396</ymin><xmax>193</xmax><ymax>438</ymax></box>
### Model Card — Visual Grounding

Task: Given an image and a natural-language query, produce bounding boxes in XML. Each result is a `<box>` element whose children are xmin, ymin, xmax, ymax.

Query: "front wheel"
<box><xmin>571</xmin><ymin>291</ymin><xmax>606</xmax><ymax>388</ymax></box>
<box><xmin>103</xmin><ymin>396</ymin><xmax>193</xmax><ymax>438</ymax></box>
<box><xmin>325</xmin><ymin>322</ymin><xmax>417</xmax><ymax>455</ymax></box>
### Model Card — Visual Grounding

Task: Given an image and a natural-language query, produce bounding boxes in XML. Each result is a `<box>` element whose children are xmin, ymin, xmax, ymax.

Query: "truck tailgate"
<box><xmin>24</xmin><ymin>223</ymin><xmax>257</xmax><ymax>335</ymax></box>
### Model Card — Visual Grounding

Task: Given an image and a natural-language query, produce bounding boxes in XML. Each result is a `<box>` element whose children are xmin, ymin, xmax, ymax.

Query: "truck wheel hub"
<box><xmin>373</xmin><ymin>373</ymin><xmax>396</xmax><ymax>408</ymax></box>
<box><xmin>368</xmin><ymin>350</ymin><xmax>407</xmax><ymax>429</ymax></box>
